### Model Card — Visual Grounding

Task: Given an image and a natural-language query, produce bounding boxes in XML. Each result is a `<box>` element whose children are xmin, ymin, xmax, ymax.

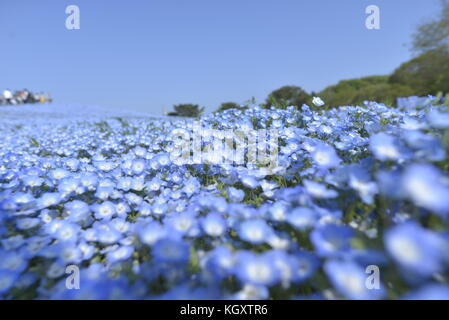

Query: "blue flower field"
<box><xmin>1</xmin><ymin>98</ymin><xmax>449</xmax><ymax>300</ymax></box>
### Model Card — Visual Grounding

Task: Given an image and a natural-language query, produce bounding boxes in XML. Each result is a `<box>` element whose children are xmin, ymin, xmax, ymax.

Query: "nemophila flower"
<box><xmin>268</xmin><ymin>201</ymin><xmax>289</xmax><ymax>221</ymax></box>
<box><xmin>37</xmin><ymin>192</ymin><xmax>62</xmax><ymax>208</ymax></box>
<box><xmin>23</xmin><ymin>175</ymin><xmax>44</xmax><ymax>188</ymax></box>
<box><xmin>78</xmin><ymin>241</ymin><xmax>96</xmax><ymax>260</ymax></box>
<box><xmin>402</xmin><ymin>285</ymin><xmax>449</xmax><ymax>300</ymax></box>
<box><xmin>107</xmin><ymin>245</ymin><xmax>134</xmax><ymax>264</ymax></box>
<box><xmin>65</xmin><ymin>158</ymin><xmax>80</xmax><ymax>171</ymax></box>
<box><xmin>95</xmin><ymin>160</ymin><xmax>116</xmax><ymax>172</ymax></box>
<box><xmin>234</xmin><ymin>251</ymin><xmax>279</xmax><ymax>286</ymax></box>
<box><xmin>0</xmin><ymin>270</ymin><xmax>19</xmax><ymax>295</ymax></box>
<box><xmin>310</xmin><ymin>142</ymin><xmax>341</xmax><ymax>169</ymax></box>
<box><xmin>427</xmin><ymin>109</ymin><xmax>449</xmax><ymax>129</ymax></box>
<box><xmin>241</xmin><ymin>175</ymin><xmax>259</xmax><ymax>188</ymax></box>
<box><xmin>65</xmin><ymin>200</ymin><xmax>90</xmax><ymax>222</ymax></box>
<box><xmin>95</xmin><ymin>224</ymin><xmax>122</xmax><ymax>244</ymax></box>
<box><xmin>0</xmin><ymin>250</ymin><xmax>28</xmax><ymax>273</ymax></box>
<box><xmin>201</xmin><ymin>212</ymin><xmax>227</xmax><ymax>237</ymax></box>
<box><xmin>54</xmin><ymin>221</ymin><xmax>80</xmax><ymax>242</ymax></box>
<box><xmin>3</xmin><ymin>98</ymin><xmax>449</xmax><ymax>299</ymax></box>
<box><xmin>312</xmin><ymin>97</ymin><xmax>325</xmax><ymax>107</ymax></box>
<box><xmin>286</xmin><ymin>207</ymin><xmax>318</xmax><ymax>231</ymax></box>
<box><xmin>401</xmin><ymin>164</ymin><xmax>449</xmax><ymax>215</ymax></box>
<box><xmin>129</xmin><ymin>176</ymin><xmax>145</xmax><ymax>191</ymax></box>
<box><xmin>154</xmin><ymin>153</ymin><xmax>171</xmax><ymax>167</ymax></box>
<box><xmin>369</xmin><ymin>132</ymin><xmax>405</xmax><ymax>161</ymax></box>
<box><xmin>310</xmin><ymin>224</ymin><xmax>354</xmax><ymax>257</ymax></box>
<box><xmin>58</xmin><ymin>244</ymin><xmax>83</xmax><ymax>264</ymax></box>
<box><xmin>50</xmin><ymin>168</ymin><xmax>70</xmax><ymax>180</ymax></box>
<box><xmin>233</xmin><ymin>284</ymin><xmax>269</xmax><ymax>300</ymax></box>
<box><xmin>169</xmin><ymin>189</ymin><xmax>183</xmax><ymax>200</ymax></box>
<box><xmin>303</xmin><ymin>180</ymin><xmax>338</xmax><ymax>199</ymax></box>
<box><xmin>376</xmin><ymin>169</ymin><xmax>403</xmax><ymax>199</ymax></box>
<box><xmin>24</xmin><ymin>236</ymin><xmax>50</xmax><ymax>256</ymax></box>
<box><xmin>238</xmin><ymin>219</ymin><xmax>273</xmax><ymax>245</ymax></box>
<box><xmin>384</xmin><ymin>222</ymin><xmax>445</xmax><ymax>277</ymax></box>
<box><xmin>127</xmin><ymin>189</ymin><xmax>144</xmax><ymax>203</ymax></box>
<box><xmin>147</xmin><ymin>177</ymin><xmax>163</xmax><ymax>192</ymax></box>
<box><xmin>166</xmin><ymin>212</ymin><xmax>197</xmax><ymax>235</ymax></box>
<box><xmin>158</xmin><ymin>283</ymin><xmax>219</xmax><ymax>300</ymax></box>
<box><xmin>183</xmin><ymin>177</ymin><xmax>200</xmax><ymax>196</ymax></box>
<box><xmin>227</xmin><ymin>187</ymin><xmax>245</xmax><ymax>203</ymax></box>
<box><xmin>14</xmin><ymin>273</ymin><xmax>37</xmax><ymax>291</ymax></box>
<box><xmin>324</xmin><ymin>260</ymin><xmax>385</xmax><ymax>300</ymax></box>
<box><xmin>117</xmin><ymin>177</ymin><xmax>133</xmax><ymax>191</ymax></box>
<box><xmin>16</xmin><ymin>217</ymin><xmax>40</xmax><ymax>230</ymax></box>
<box><xmin>205</xmin><ymin>246</ymin><xmax>236</xmax><ymax>279</ymax></box>
<box><xmin>131</xmin><ymin>159</ymin><xmax>146</xmax><ymax>175</ymax></box>
<box><xmin>152</xmin><ymin>202</ymin><xmax>168</xmax><ymax>215</ymax></box>
<box><xmin>93</xmin><ymin>201</ymin><xmax>116</xmax><ymax>220</ymax></box>
<box><xmin>95</xmin><ymin>186</ymin><xmax>114</xmax><ymax>200</ymax></box>
<box><xmin>152</xmin><ymin>238</ymin><xmax>190</xmax><ymax>264</ymax></box>
<box><xmin>110</xmin><ymin>218</ymin><xmax>131</xmax><ymax>233</ymax></box>
<box><xmin>136</xmin><ymin>221</ymin><xmax>167</xmax><ymax>246</ymax></box>
<box><xmin>292</xmin><ymin>251</ymin><xmax>320</xmax><ymax>283</ymax></box>
<box><xmin>135</xmin><ymin>201</ymin><xmax>150</xmax><ymax>216</ymax></box>
<box><xmin>348</xmin><ymin>173</ymin><xmax>378</xmax><ymax>205</ymax></box>
<box><xmin>402</xmin><ymin>130</ymin><xmax>446</xmax><ymax>162</ymax></box>
<box><xmin>12</xmin><ymin>192</ymin><xmax>34</xmax><ymax>205</ymax></box>
<box><xmin>79</xmin><ymin>173</ymin><xmax>98</xmax><ymax>190</ymax></box>
<box><xmin>58</xmin><ymin>177</ymin><xmax>81</xmax><ymax>195</ymax></box>
<box><xmin>133</xmin><ymin>146</ymin><xmax>147</xmax><ymax>158</ymax></box>
<box><xmin>46</xmin><ymin>261</ymin><xmax>66</xmax><ymax>279</ymax></box>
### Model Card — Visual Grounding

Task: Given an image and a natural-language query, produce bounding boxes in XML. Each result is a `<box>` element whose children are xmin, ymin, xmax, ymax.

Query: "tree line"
<box><xmin>168</xmin><ymin>0</ymin><xmax>449</xmax><ymax>117</ymax></box>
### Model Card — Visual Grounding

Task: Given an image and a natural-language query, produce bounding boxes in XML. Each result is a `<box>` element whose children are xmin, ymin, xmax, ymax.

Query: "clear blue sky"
<box><xmin>0</xmin><ymin>0</ymin><xmax>441</xmax><ymax>114</ymax></box>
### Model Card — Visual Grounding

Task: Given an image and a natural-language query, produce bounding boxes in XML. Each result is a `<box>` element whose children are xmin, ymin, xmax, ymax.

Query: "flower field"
<box><xmin>1</xmin><ymin>99</ymin><xmax>449</xmax><ymax>300</ymax></box>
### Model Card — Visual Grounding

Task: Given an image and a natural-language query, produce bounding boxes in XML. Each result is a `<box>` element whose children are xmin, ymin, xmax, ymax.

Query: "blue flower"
<box><xmin>183</xmin><ymin>177</ymin><xmax>200</xmax><ymax>196</ymax></box>
<box><xmin>384</xmin><ymin>222</ymin><xmax>445</xmax><ymax>277</ymax></box>
<box><xmin>401</xmin><ymin>164</ymin><xmax>449</xmax><ymax>215</ymax></box>
<box><xmin>0</xmin><ymin>270</ymin><xmax>19</xmax><ymax>295</ymax></box>
<box><xmin>93</xmin><ymin>201</ymin><xmax>117</xmax><ymax>220</ymax></box>
<box><xmin>201</xmin><ymin>212</ymin><xmax>227</xmax><ymax>237</ymax></box>
<box><xmin>238</xmin><ymin>220</ymin><xmax>273</xmax><ymax>245</ymax></box>
<box><xmin>312</xmin><ymin>97</ymin><xmax>325</xmax><ymax>107</ymax></box>
<box><xmin>65</xmin><ymin>200</ymin><xmax>90</xmax><ymax>222</ymax></box>
<box><xmin>205</xmin><ymin>246</ymin><xmax>236</xmax><ymax>280</ymax></box>
<box><xmin>107</xmin><ymin>245</ymin><xmax>134</xmax><ymax>264</ymax></box>
<box><xmin>310</xmin><ymin>142</ymin><xmax>341</xmax><ymax>169</ymax></box>
<box><xmin>286</xmin><ymin>207</ymin><xmax>318</xmax><ymax>230</ymax></box>
<box><xmin>370</xmin><ymin>132</ymin><xmax>404</xmax><ymax>161</ymax></box>
<box><xmin>324</xmin><ymin>260</ymin><xmax>385</xmax><ymax>300</ymax></box>
<box><xmin>234</xmin><ymin>251</ymin><xmax>279</xmax><ymax>286</ymax></box>
<box><xmin>16</xmin><ymin>218</ymin><xmax>40</xmax><ymax>230</ymax></box>
<box><xmin>227</xmin><ymin>187</ymin><xmax>245</xmax><ymax>202</ymax></box>
<box><xmin>152</xmin><ymin>238</ymin><xmax>190</xmax><ymax>264</ymax></box>
<box><xmin>402</xmin><ymin>285</ymin><xmax>449</xmax><ymax>300</ymax></box>
<box><xmin>310</xmin><ymin>224</ymin><xmax>354</xmax><ymax>257</ymax></box>
<box><xmin>303</xmin><ymin>180</ymin><xmax>338</xmax><ymax>199</ymax></box>
<box><xmin>131</xmin><ymin>159</ymin><xmax>146</xmax><ymax>175</ymax></box>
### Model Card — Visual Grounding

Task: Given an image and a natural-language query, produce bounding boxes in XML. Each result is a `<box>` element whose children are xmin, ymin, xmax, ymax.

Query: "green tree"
<box><xmin>216</xmin><ymin>102</ymin><xmax>243</xmax><ymax>112</ymax></box>
<box><xmin>412</xmin><ymin>0</ymin><xmax>449</xmax><ymax>54</ymax></box>
<box><xmin>170</xmin><ymin>104</ymin><xmax>204</xmax><ymax>118</ymax></box>
<box><xmin>266</xmin><ymin>86</ymin><xmax>310</xmax><ymax>108</ymax></box>
<box><xmin>319</xmin><ymin>75</ymin><xmax>413</xmax><ymax>107</ymax></box>
<box><xmin>389</xmin><ymin>47</ymin><xmax>449</xmax><ymax>96</ymax></box>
